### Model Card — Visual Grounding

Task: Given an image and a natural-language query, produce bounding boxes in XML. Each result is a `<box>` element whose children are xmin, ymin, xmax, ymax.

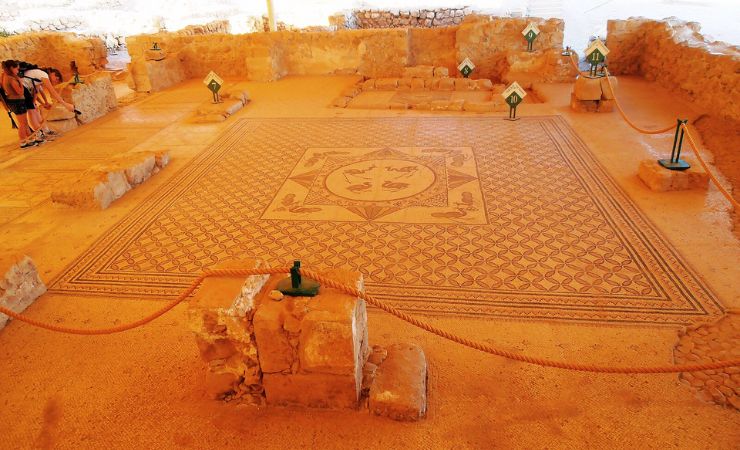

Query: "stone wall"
<box><xmin>351</xmin><ymin>8</ymin><xmax>470</xmax><ymax>28</ymax></box>
<box><xmin>125</xmin><ymin>17</ymin><xmax>572</xmax><ymax>91</ymax></box>
<box><xmin>0</xmin><ymin>32</ymin><xmax>107</xmax><ymax>80</ymax></box>
<box><xmin>607</xmin><ymin>18</ymin><xmax>740</xmax><ymax>122</ymax></box>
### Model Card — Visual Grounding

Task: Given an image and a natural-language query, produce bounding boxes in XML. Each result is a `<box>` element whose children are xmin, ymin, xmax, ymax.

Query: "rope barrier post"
<box><xmin>659</xmin><ymin>119</ymin><xmax>691</xmax><ymax>171</ymax></box>
<box><xmin>70</xmin><ymin>60</ymin><xmax>82</xmax><ymax>85</ymax></box>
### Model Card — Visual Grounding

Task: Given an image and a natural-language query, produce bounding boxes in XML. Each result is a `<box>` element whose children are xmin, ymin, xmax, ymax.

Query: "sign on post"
<box><xmin>501</xmin><ymin>81</ymin><xmax>527</xmax><ymax>120</ymax></box>
<box><xmin>457</xmin><ymin>58</ymin><xmax>475</xmax><ymax>78</ymax></box>
<box><xmin>521</xmin><ymin>23</ymin><xmax>540</xmax><ymax>52</ymax></box>
<box><xmin>203</xmin><ymin>71</ymin><xmax>224</xmax><ymax>103</ymax></box>
<box><xmin>584</xmin><ymin>39</ymin><xmax>609</xmax><ymax>77</ymax></box>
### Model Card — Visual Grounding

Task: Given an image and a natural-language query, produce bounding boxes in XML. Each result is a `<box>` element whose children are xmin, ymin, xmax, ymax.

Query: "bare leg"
<box><xmin>16</xmin><ymin>115</ymin><xmax>30</xmax><ymax>142</ymax></box>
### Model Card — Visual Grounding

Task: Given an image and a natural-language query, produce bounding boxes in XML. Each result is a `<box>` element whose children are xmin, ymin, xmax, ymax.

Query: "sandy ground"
<box><xmin>0</xmin><ymin>75</ymin><xmax>738</xmax><ymax>449</ymax></box>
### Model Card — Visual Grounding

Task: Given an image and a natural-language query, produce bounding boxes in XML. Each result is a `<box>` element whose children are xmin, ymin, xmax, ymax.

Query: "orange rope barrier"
<box><xmin>1</xmin><ymin>267</ymin><xmax>737</xmax><ymax>374</ymax></box>
<box><xmin>602</xmin><ymin>71</ymin><xmax>676</xmax><ymax>135</ymax></box>
<box><xmin>681</xmin><ymin>123</ymin><xmax>739</xmax><ymax>210</ymax></box>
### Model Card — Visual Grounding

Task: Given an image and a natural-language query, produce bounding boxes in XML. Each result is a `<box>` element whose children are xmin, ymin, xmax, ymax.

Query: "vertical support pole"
<box><xmin>290</xmin><ymin>260</ymin><xmax>301</xmax><ymax>288</ymax></box>
<box><xmin>659</xmin><ymin>119</ymin><xmax>690</xmax><ymax>170</ymax></box>
<box><xmin>266</xmin><ymin>0</ymin><xmax>276</xmax><ymax>32</ymax></box>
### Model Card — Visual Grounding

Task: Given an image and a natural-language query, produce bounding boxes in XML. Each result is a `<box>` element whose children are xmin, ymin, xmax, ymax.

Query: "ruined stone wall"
<box><xmin>0</xmin><ymin>32</ymin><xmax>107</xmax><ymax>79</ymax></box>
<box><xmin>409</xmin><ymin>27</ymin><xmax>458</xmax><ymax>78</ymax></box>
<box><xmin>351</xmin><ymin>8</ymin><xmax>470</xmax><ymax>28</ymax></box>
<box><xmin>177</xmin><ymin>20</ymin><xmax>231</xmax><ymax>35</ymax></box>
<box><xmin>456</xmin><ymin>17</ymin><xmax>566</xmax><ymax>81</ymax></box>
<box><xmin>125</xmin><ymin>17</ymin><xmax>571</xmax><ymax>90</ymax></box>
<box><xmin>607</xmin><ymin>18</ymin><xmax>740</xmax><ymax>122</ymax></box>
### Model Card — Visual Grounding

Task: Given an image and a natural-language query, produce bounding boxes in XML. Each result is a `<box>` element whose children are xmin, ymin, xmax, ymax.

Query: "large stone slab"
<box><xmin>369</xmin><ymin>343</ymin><xmax>427</xmax><ymax>421</ymax></box>
<box><xmin>51</xmin><ymin>150</ymin><xmax>170</xmax><ymax>209</ymax></box>
<box><xmin>0</xmin><ymin>255</ymin><xmax>46</xmax><ymax>331</ymax></box>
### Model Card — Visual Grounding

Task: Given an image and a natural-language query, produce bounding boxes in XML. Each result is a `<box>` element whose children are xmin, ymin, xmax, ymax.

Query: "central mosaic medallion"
<box><xmin>263</xmin><ymin>146</ymin><xmax>486</xmax><ymax>223</ymax></box>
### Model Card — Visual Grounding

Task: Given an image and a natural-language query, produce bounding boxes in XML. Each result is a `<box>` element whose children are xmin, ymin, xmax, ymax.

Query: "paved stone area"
<box><xmin>48</xmin><ymin>116</ymin><xmax>722</xmax><ymax>324</ymax></box>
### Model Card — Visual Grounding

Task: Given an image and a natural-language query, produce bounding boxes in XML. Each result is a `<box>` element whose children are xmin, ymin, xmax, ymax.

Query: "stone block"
<box><xmin>402</xmin><ymin>65</ymin><xmax>434</xmax><ymax>78</ymax></box>
<box><xmin>430</xmin><ymin>100</ymin><xmax>450</xmax><ymax>111</ymax></box>
<box><xmin>252</xmin><ymin>294</ymin><xmax>295</xmax><ymax>374</ymax></box>
<box><xmin>221</xmin><ymin>89</ymin><xmax>251</xmax><ymax>105</ymax></box>
<box><xmin>369</xmin><ymin>343</ymin><xmax>427</xmax><ymax>421</ymax></box>
<box><xmin>62</xmin><ymin>72</ymin><xmax>117</xmax><ymax>124</ymax></box>
<box><xmin>424</xmin><ymin>78</ymin><xmax>440</xmax><ymax>90</ymax></box>
<box><xmin>637</xmin><ymin>158</ymin><xmax>708</xmax><ymax>192</ymax></box>
<box><xmin>375</xmin><ymin>78</ymin><xmax>399</xmax><ymax>90</ymax></box>
<box><xmin>0</xmin><ymin>255</ymin><xmax>47</xmax><ymax>331</ymax></box>
<box><xmin>463</xmin><ymin>101</ymin><xmax>495</xmax><ymax>112</ymax></box>
<box><xmin>398</xmin><ymin>78</ymin><xmax>413</xmax><ymax>90</ymax></box>
<box><xmin>598</xmin><ymin>99</ymin><xmax>615</xmax><ymax>113</ymax></box>
<box><xmin>389</xmin><ymin>102</ymin><xmax>408</xmax><ymax>110</ymax></box>
<box><xmin>47</xmin><ymin>118</ymin><xmax>78</xmax><ymax>134</ymax></box>
<box><xmin>433</xmin><ymin>67</ymin><xmax>449</xmax><ymax>77</ymax></box>
<box><xmin>454</xmin><ymin>78</ymin><xmax>475</xmax><ymax>91</ymax></box>
<box><xmin>437</xmin><ymin>78</ymin><xmax>455</xmax><ymax>91</ymax></box>
<box><xmin>46</xmin><ymin>103</ymin><xmax>76</xmax><ymax>121</ymax></box>
<box><xmin>263</xmin><ymin>372</ymin><xmax>359</xmax><ymax>409</ymax></box>
<box><xmin>410</xmin><ymin>78</ymin><xmax>426</xmax><ymax>91</ymax></box>
<box><xmin>569</xmin><ymin>93</ymin><xmax>599</xmax><ymax>113</ymax></box>
<box><xmin>474</xmin><ymin>79</ymin><xmax>494</xmax><ymax>90</ymax></box>
<box><xmin>600</xmin><ymin>76</ymin><xmax>618</xmax><ymax>99</ymax></box>
<box><xmin>573</xmin><ymin>75</ymin><xmax>603</xmax><ymax>101</ymax></box>
<box><xmin>448</xmin><ymin>99</ymin><xmax>466</xmax><ymax>111</ymax></box>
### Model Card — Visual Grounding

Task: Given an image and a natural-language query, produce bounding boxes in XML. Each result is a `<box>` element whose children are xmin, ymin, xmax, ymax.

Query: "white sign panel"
<box><xmin>203</xmin><ymin>70</ymin><xmax>224</xmax><ymax>86</ymax></box>
<box><xmin>585</xmin><ymin>39</ymin><xmax>610</xmax><ymax>57</ymax></box>
<box><xmin>521</xmin><ymin>22</ymin><xmax>540</xmax><ymax>37</ymax></box>
<box><xmin>501</xmin><ymin>81</ymin><xmax>527</xmax><ymax>101</ymax></box>
<box><xmin>457</xmin><ymin>57</ymin><xmax>475</xmax><ymax>72</ymax></box>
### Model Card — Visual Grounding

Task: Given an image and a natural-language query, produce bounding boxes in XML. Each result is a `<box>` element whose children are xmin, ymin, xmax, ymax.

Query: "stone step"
<box><xmin>369</xmin><ymin>343</ymin><xmax>427</xmax><ymax>421</ymax></box>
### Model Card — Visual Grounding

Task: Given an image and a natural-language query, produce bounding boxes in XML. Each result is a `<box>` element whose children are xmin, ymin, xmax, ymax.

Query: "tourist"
<box><xmin>1</xmin><ymin>59</ymin><xmax>36</xmax><ymax>149</ymax></box>
<box><xmin>21</xmin><ymin>65</ymin><xmax>74</xmax><ymax>140</ymax></box>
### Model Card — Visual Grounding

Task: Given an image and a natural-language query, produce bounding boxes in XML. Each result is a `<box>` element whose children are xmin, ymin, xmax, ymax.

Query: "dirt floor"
<box><xmin>0</xmin><ymin>75</ymin><xmax>738</xmax><ymax>449</ymax></box>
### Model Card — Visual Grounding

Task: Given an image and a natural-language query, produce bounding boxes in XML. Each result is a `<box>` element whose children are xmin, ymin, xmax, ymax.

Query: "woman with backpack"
<box><xmin>21</xmin><ymin>64</ymin><xmax>75</xmax><ymax>140</ymax></box>
<box><xmin>1</xmin><ymin>60</ymin><xmax>37</xmax><ymax>149</ymax></box>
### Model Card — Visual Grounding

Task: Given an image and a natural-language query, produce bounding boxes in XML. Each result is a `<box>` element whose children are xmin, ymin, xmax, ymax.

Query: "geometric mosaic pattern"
<box><xmin>49</xmin><ymin>117</ymin><xmax>724</xmax><ymax>325</ymax></box>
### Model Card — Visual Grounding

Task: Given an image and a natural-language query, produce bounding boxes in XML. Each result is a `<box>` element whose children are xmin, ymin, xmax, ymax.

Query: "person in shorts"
<box><xmin>1</xmin><ymin>60</ymin><xmax>37</xmax><ymax>149</ymax></box>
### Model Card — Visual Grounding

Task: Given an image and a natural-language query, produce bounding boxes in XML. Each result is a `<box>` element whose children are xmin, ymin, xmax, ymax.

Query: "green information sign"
<box><xmin>505</xmin><ymin>92</ymin><xmax>523</xmax><ymax>108</ymax></box>
<box><xmin>207</xmin><ymin>79</ymin><xmax>221</xmax><ymax>94</ymax></box>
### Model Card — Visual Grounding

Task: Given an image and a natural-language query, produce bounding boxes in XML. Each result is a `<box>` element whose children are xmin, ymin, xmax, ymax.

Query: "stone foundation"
<box><xmin>637</xmin><ymin>158</ymin><xmax>709</xmax><ymax>192</ymax></box>
<box><xmin>350</xmin><ymin>8</ymin><xmax>471</xmax><ymax>29</ymax></box>
<box><xmin>51</xmin><ymin>150</ymin><xmax>170</xmax><ymax>209</ymax></box>
<box><xmin>570</xmin><ymin>75</ymin><xmax>617</xmax><ymax>113</ymax></box>
<box><xmin>0</xmin><ymin>255</ymin><xmax>46</xmax><ymax>331</ymax></box>
<box><xmin>188</xmin><ymin>260</ymin><xmax>428</xmax><ymax>420</ymax></box>
<box><xmin>607</xmin><ymin>18</ymin><xmax>740</xmax><ymax>123</ymax></box>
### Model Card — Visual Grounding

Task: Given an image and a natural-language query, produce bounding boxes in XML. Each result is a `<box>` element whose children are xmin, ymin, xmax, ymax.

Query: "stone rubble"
<box><xmin>51</xmin><ymin>150</ymin><xmax>170</xmax><ymax>209</ymax></box>
<box><xmin>350</xmin><ymin>8</ymin><xmax>471</xmax><ymax>29</ymax></box>
<box><xmin>189</xmin><ymin>89</ymin><xmax>250</xmax><ymax>123</ymax></box>
<box><xmin>0</xmin><ymin>255</ymin><xmax>47</xmax><ymax>331</ymax></box>
<box><xmin>674</xmin><ymin>314</ymin><xmax>740</xmax><ymax>410</ymax></box>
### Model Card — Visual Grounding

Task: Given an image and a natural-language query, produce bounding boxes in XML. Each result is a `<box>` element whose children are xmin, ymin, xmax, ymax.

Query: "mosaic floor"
<box><xmin>49</xmin><ymin>116</ymin><xmax>724</xmax><ymax>325</ymax></box>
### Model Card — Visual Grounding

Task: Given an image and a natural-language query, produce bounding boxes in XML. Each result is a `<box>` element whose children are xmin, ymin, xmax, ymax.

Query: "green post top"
<box><xmin>276</xmin><ymin>260</ymin><xmax>321</xmax><ymax>297</ymax></box>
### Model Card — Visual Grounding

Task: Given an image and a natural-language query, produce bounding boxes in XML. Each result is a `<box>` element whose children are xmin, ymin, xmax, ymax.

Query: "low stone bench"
<box><xmin>189</xmin><ymin>89</ymin><xmax>250</xmax><ymax>123</ymax></box>
<box><xmin>51</xmin><ymin>150</ymin><xmax>170</xmax><ymax>209</ymax></box>
<box><xmin>188</xmin><ymin>258</ymin><xmax>428</xmax><ymax>420</ymax></box>
<box><xmin>638</xmin><ymin>157</ymin><xmax>709</xmax><ymax>192</ymax></box>
<box><xmin>0</xmin><ymin>254</ymin><xmax>47</xmax><ymax>331</ymax></box>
